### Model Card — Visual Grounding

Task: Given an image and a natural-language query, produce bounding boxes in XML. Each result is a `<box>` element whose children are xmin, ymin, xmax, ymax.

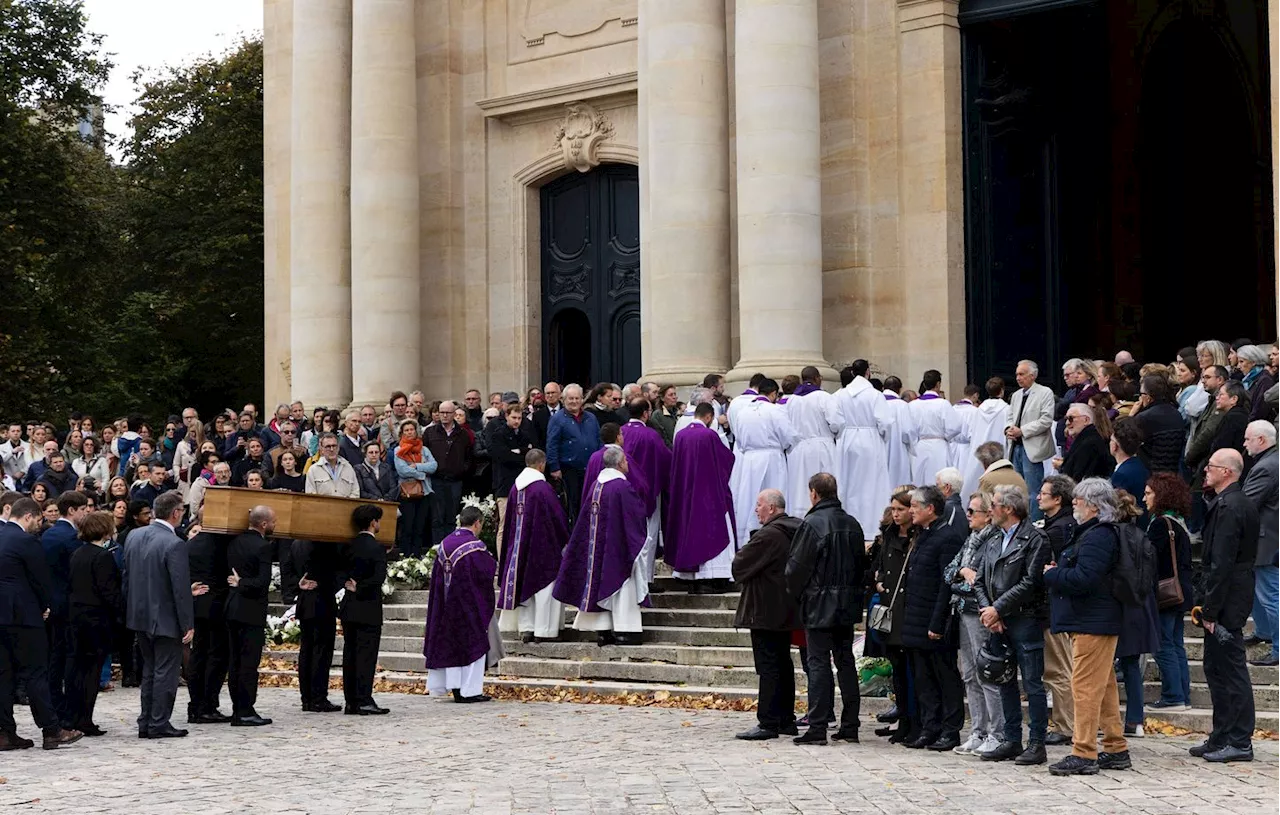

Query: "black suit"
<box><xmin>224</xmin><ymin>531</ymin><xmax>272</xmax><ymax>718</ymax></box>
<box><xmin>186</xmin><ymin>531</ymin><xmax>231</xmax><ymax>717</ymax></box>
<box><xmin>0</xmin><ymin>521</ymin><xmax>59</xmax><ymax>737</ymax></box>
<box><xmin>66</xmin><ymin>544</ymin><xmax>122</xmax><ymax>730</ymax></box>
<box><xmin>339</xmin><ymin>532</ymin><xmax>386</xmax><ymax>708</ymax></box>
<box><xmin>292</xmin><ymin>539</ymin><xmax>339</xmax><ymax>707</ymax></box>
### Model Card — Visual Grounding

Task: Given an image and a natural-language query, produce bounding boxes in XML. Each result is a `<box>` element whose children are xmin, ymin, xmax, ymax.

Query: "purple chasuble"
<box><xmin>582</xmin><ymin>447</ymin><xmax>649</xmax><ymax>514</ymax></box>
<box><xmin>497</xmin><ymin>479</ymin><xmax>569</xmax><ymax>609</ymax></box>
<box><xmin>553</xmin><ymin>476</ymin><xmax>648</xmax><ymax>612</ymax></box>
<box><xmin>423</xmin><ymin>529</ymin><xmax>496</xmax><ymax>669</ymax></box>
<box><xmin>622</xmin><ymin>420</ymin><xmax>672</xmax><ymax>517</ymax></box>
<box><xmin>662</xmin><ymin>423</ymin><xmax>737</xmax><ymax>571</ymax></box>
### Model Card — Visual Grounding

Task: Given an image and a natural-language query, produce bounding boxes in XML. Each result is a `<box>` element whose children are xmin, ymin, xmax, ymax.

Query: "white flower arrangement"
<box><xmin>381</xmin><ymin>550</ymin><xmax>437</xmax><ymax>596</ymax></box>
<box><xmin>456</xmin><ymin>493</ymin><xmax>498</xmax><ymax>525</ymax></box>
<box><xmin>265</xmin><ymin>613</ymin><xmax>301</xmax><ymax>645</ymax></box>
<box><xmin>269</xmin><ymin>563</ymin><xmax>281</xmax><ymax>593</ymax></box>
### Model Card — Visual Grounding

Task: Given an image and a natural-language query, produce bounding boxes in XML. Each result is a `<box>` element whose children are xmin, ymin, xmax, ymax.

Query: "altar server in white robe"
<box><xmin>728</xmin><ymin>379</ymin><xmax>798</xmax><ymax>545</ymax></box>
<box><xmin>833</xmin><ymin>360</ymin><xmax>894</xmax><ymax>542</ymax></box>
<box><xmin>961</xmin><ymin>377</ymin><xmax>1011</xmax><ymax>497</ymax></box>
<box><xmin>783</xmin><ymin>366</ymin><xmax>844</xmax><ymax>515</ymax></box>
<box><xmin>727</xmin><ymin>373</ymin><xmax>768</xmax><ymax>451</ymax></box>
<box><xmin>674</xmin><ymin>387</ymin><xmax>731</xmax><ymax>448</ymax></box>
<box><xmin>909</xmin><ymin>369</ymin><xmax>960</xmax><ymax>487</ymax></box>
<box><xmin>881</xmin><ymin>376</ymin><xmax>917</xmax><ymax>488</ymax></box>
<box><xmin>950</xmin><ymin>384</ymin><xmax>981</xmax><ymax>469</ymax></box>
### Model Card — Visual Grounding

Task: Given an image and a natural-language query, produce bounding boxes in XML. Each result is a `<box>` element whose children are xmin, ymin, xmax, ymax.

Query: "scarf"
<box><xmin>1243</xmin><ymin>367</ymin><xmax>1261</xmax><ymax>388</ymax></box>
<box><xmin>396</xmin><ymin>436</ymin><xmax>424</xmax><ymax>464</ymax></box>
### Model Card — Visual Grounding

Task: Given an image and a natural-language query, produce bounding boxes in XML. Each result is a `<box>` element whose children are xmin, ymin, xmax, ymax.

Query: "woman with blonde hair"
<box><xmin>1196</xmin><ymin>340</ymin><xmax>1230</xmax><ymax>372</ymax></box>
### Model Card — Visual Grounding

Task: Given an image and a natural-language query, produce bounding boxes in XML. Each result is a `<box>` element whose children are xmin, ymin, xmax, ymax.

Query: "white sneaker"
<box><xmin>954</xmin><ymin>732</ymin><xmax>985</xmax><ymax>755</ymax></box>
<box><xmin>974</xmin><ymin>734</ymin><xmax>1001</xmax><ymax>755</ymax></box>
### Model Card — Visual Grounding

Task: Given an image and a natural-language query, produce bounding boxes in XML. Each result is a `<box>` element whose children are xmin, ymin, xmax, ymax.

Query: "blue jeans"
<box><xmin>999</xmin><ymin>616</ymin><xmax>1047</xmax><ymax>744</ymax></box>
<box><xmin>1253</xmin><ymin>565</ymin><xmax>1279</xmax><ymax>659</ymax></box>
<box><xmin>1117</xmin><ymin>655</ymin><xmax>1144</xmax><ymax>725</ymax></box>
<box><xmin>1011</xmin><ymin>446</ymin><xmax>1045</xmax><ymax>521</ymax></box>
<box><xmin>1153</xmin><ymin>610</ymin><xmax>1191</xmax><ymax>705</ymax></box>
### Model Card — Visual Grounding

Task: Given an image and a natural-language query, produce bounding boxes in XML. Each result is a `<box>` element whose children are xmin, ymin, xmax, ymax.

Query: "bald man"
<box><xmin>1196</xmin><ymin>450</ymin><xmax>1259</xmax><ymax>762</ymax></box>
<box><xmin>224</xmin><ymin>506</ymin><xmax>277</xmax><ymax>727</ymax></box>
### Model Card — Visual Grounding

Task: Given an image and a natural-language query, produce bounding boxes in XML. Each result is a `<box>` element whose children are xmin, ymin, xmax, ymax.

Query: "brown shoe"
<box><xmin>0</xmin><ymin>731</ymin><xmax>34</xmax><ymax>751</ymax></box>
<box><xmin>42</xmin><ymin>728</ymin><xmax>84</xmax><ymax>750</ymax></box>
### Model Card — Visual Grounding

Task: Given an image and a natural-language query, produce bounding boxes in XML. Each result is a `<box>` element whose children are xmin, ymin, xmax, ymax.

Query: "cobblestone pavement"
<box><xmin>1</xmin><ymin>688</ymin><xmax>1276</xmax><ymax>814</ymax></box>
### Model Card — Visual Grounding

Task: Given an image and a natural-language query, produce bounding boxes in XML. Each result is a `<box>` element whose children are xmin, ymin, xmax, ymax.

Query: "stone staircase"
<box><xmin>266</xmin><ymin>578</ymin><xmax>1279</xmax><ymax>733</ymax></box>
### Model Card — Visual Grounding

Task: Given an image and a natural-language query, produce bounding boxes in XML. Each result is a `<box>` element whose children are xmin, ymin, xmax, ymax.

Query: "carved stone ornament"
<box><xmin>553</xmin><ymin>102</ymin><xmax>614</xmax><ymax>174</ymax></box>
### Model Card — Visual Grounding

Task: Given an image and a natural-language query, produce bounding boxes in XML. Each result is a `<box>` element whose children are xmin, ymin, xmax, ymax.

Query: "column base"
<box><xmin>638</xmin><ymin>365</ymin><xmax>729</xmax><ymax>393</ymax></box>
<box><xmin>725</xmin><ymin>360</ymin><xmax>842</xmax><ymax>395</ymax></box>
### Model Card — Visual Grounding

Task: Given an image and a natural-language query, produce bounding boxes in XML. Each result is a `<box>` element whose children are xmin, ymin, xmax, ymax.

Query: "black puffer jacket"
<box><xmin>1042</xmin><ymin>507</ymin><xmax>1075</xmax><ymax>560</ymax></box>
<box><xmin>973</xmin><ymin>519</ymin><xmax>1051</xmax><ymax>621</ymax></box>
<box><xmin>1133</xmin><ymin>402</ymin><xmax>1186</xmax><ymax>473</ymax></box>
<box><xmin>899</xmin><ymin>518</ymin><xmax>964</xmax><ymax>649</ymax></box>
<box><xmin>785</xmin><ymin>497</ymin><xmax>866</xmax><ymax>629</ymax></box>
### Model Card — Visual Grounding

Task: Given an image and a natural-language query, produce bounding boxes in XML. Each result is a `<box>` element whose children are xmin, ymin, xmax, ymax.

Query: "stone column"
<box><xmin>640</xmin><ymin>0</ymin><xmax>732</xmax><ymax>387</ymax></box>
<box><xmin>897</xmin><ymin>0</ymin><xmax>966</xmax><ymax>390</ymax></box>
<box><xmin>263</xmin><ymin>0</ymin><xmax>293</xmax><ymax>409</ymax></box>
<box><xmin>350</xmin><ymin>0</ymin><xmax>420</xmax><ymax>406</ymax></box>
<box><xmin>728</xmin><ymin>0</ymin><xmax>834</xmax><ymax>384</ymax></box>
<box><xmin>289</xmin><ymin>0</ymin><xmax>352</xmax><ymax>409</ymax></box>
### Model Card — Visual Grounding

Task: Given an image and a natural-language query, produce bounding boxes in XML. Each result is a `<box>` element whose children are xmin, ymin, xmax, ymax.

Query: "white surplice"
<box><xmin>783</xmin><ymin>389</ymin><xmax>844</xmax><ymax>516</ymax></box>
<box><xmin>882</xmin><ymin>391</ymin><xmax>917</xmax><ymax>489</ymax></box>
<box><xmin>728</xmin><ymin>398</ymin><xmax>798</xmax><ymax>545</ymax></box>
<box><xmin>427</xmin><ymin>654</ymin><xmax>485</xmax><ymax>698</ymax></box>
<box><xmin>950</xmin><ymin>400</ymin><xmax>978</xmax><ymax>469</ymax></box>
<box><xmin>961</xmin><ymin>397</ymin><xmax>1011</xmax><ymax>497</ymax></box>
<box><xmin>833</xmin><ymin>376</ymin><xmax>894</xmax><ymax>540</ymax></box>
<box><xmin>910</xmin><ymin>392</ymin><xmax>960</xmax><ymax>487</ymax></box>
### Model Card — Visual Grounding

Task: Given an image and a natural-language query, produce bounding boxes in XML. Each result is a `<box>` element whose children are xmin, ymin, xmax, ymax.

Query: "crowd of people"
<box><xmin>0</xmin><ymin>338</ymin><xmax>1276</xmax><ymax>774</ymax></box>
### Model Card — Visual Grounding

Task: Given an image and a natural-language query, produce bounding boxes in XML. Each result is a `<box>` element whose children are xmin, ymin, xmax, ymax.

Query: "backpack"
<box><xmin>1106</xmin><ymin>522</ymin><xmax>1156</xmax><ymax>606</ymax></box>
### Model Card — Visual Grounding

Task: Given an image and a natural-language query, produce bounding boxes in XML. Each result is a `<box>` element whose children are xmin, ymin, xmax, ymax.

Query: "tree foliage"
<box><xmin>0</xmin><ymin>0</ymin><xmax>264</xmax><ymax>424</ymax></box>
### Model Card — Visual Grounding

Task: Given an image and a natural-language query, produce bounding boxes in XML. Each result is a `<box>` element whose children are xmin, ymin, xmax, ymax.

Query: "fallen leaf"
<box><xmin>680</xmin><ymin>721</ymin><xmax>692</xmax><ymax>727</ymax></box>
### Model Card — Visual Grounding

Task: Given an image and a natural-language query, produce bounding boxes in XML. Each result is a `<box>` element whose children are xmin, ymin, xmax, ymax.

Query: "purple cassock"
<box><xmin>553</xmin><ymin>476</ymin><xmax>648</xmax><ymax>612</ymax></box>
<box><xmin>497</xmin><ymin>478</ymin><xmax>569</xmax><ymax>609</ymax></box>
<box><xmin>621</xmin><ymin>420</ymin><xmax>672</xmax><ymax>517</ymax></box>
<box><xmin>423</xmin><ymin>529</ymin><xmax>497</xmax><ymax>669</ymax></box>
<box><xmin>583</xmin><ymin>447</ymin><xmax>649</xmax><ymax>511</ymax></box>
<box><xmin>662</xmin><ymin>422</ymin><xmax>737</xmax><ymax>572</ymax></box>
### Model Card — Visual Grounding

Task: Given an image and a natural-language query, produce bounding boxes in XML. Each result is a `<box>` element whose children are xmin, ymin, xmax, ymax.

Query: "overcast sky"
<box><xmin>84</xmin><ymin>0</ymin><xmax>263</xmax><ymax>150</ymax></box>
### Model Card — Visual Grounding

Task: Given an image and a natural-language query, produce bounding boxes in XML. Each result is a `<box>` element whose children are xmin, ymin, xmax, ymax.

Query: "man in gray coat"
<box><xmin>124</xmin><ymin>491</ymin><xmax>196</xmax><ymax>738</ymax></box>
<box><xmin>1244</xmin><ymin>421</ymin><xmax>1278</xmax><ymax>666</ymax></box>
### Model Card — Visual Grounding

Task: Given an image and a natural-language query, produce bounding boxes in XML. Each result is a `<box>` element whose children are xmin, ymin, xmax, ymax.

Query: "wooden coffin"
<box><xmin>200</xmin><ymin>486</ymin><xmax>398</xmax><ymax>545</ymax></box>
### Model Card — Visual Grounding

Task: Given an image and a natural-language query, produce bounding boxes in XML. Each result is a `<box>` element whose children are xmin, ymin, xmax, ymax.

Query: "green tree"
<box><xmin>122</xmin><ymin>37</ymin><xmax>264</xmax><ymax>418</ymax></box>
<box><xmin>0</xmin><ymin>0</ymin><xmax>113</xmax><ymax>419</ymax></box>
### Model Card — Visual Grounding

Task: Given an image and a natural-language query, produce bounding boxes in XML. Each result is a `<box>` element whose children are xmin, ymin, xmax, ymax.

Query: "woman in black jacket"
<box><xmin>1144</xmin><ymin>473</ymin><xmax>1194</xmax><ymax>712</ymax></box>
<box><xmin>872</xmin><ymin>488</ymin><xmax>917</xmax><ymax>743</ymax></box>
<box><xmin>66</xmin><ymin>511</ymin><xmax>123</xmax><ymax>735</ymax></box>
<box><xmin>1132</xmin><ymin>375</ymin><xmax>1187</xmax><ymax>473</ymax></box>
<box><xmin>1056</xmin><ymin>404</ymin><xmax>1115</xmax><ymax>482</ymax></box>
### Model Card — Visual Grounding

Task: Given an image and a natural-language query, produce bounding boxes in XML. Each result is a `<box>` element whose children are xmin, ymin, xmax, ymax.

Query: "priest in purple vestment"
<box><xmin>664</xmin><ymin>402</ymin><xmax>738</xmax><ymax>592</ymax></box>
<box><xmin>423</xmin><ymin>506</ymin><xmax>499</xmax><ymax>702</ymax></box>
<box><xmin>497</xmin><ymin>449</ymin><xmax>569</xmax><ymax>642</ymax></box>
<box><xmin>621</xmin><ymin>398</ymin><xmax>672</xmax><ymax>584</ymax></box>
<box><xmin>583</xmin><ymin>423</ymin><xmax>649</xmax><ymax>514</ymax></box>
<box><xmin>553</xmin><ymin>446</ymin><xmax>649</xmax><ymax>646</ymax></box>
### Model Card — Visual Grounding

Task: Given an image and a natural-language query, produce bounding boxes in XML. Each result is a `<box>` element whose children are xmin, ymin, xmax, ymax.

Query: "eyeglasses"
<box><xmin>965</xmin><ymin>508</ymin><xmax>988</xmax><ymax>516</ymax></box>
<box><xmin>1205</xmin><ymin>464</ymin><xmax>1233</xmax><ymax>472</ymax></box>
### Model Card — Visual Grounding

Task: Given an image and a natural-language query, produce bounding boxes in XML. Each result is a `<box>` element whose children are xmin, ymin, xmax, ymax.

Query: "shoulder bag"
<box><xmin>869</xmin><ymin>543</ymin><xmax>914</xmax><ymax>634</ymax></box>
<box><xmin>1155</xmin><ymin>516</ymin><xmax>1184</xmax><ymax>610</ymax></box>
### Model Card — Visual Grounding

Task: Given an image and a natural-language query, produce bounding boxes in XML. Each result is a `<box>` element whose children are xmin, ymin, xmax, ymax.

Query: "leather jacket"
<box><xmin>973</xmin><ymin>518</ymin><xmax>1051</xmax><ymax>621</ymax></box>
<box><xmin>784</xmin><ymin>497</ymin><xmax>867</xmax><ymax>629</ymax></box>
<box><xmin>945</xmin><ymin>524</ymin><xmax>1002</xmax><ymax>614</ymax></box>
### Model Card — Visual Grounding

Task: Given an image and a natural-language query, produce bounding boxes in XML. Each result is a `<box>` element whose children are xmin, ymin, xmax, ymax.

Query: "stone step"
<box><xmin>1143</xmin><ymin>658</ymin><xmax>1277</xmax><ymax>686</ymax></box>
<box><xmin>494</xmin><ymin>655</ymin><xmax>798</xmax><ymax>689</ymax></box>
<box><xmin>648</xmin><ymin>592</ymin><xmax>740</xmax><ymax>611</ymax></box>
<box><xmin>1119</xmin><ymin>680</ymin><xmax>1278</xmax><ymax>710</ymax></box>
<box><xmin>638</xmin><ymin>607</ymin><xmax>738</xmax><ymax>628</ymax></box>
<box><xmin>270</xmin><ymin>602</ymin><xmax>426</xmax><ymax>621</ymax></box>
<box><xmin>500</xmin><ymin>640</ymin><xmax>761</xmax><ymax>668</ymax></box>
<box><xmin>1182</xmin><ymin>637</ymin><xmax>1271</xmax><ymax>662</ymax></box>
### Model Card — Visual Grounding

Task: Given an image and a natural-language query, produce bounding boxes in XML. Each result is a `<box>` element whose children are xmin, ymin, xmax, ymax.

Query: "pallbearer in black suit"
<box><xmin>339</xmin><ymin>505</ymin><xmax>389</xmax><ymax>715</ymax></box>
<box><xmin>224</xmin><ymin>506</ymin><xmax>276</xmax><ymax>727</ymax></box>
<box><xmin>186</xmin><ymin>529</ymin><xmax>232</xmax><ymax>723</ymax></box>
<box><xmin>293</xmin><ymin>538</ymin><xmax>341</xmax><ymax>712</ymax></box>
<box><xmin>66</xmin><ymin>511</ymin><xmax>123</xmax><ymax>737</ymax></box>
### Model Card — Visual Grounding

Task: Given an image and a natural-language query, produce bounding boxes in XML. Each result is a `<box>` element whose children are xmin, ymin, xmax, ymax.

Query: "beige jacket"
<box><xmin>1005</xmin><ymin>382</ymin><xmax>1055</xmax><ymax>463</ymax></box>
<box><xmin>304</xmin><ymin>456</ymin><xmax>360</xmax><ymax>498</ymax></box>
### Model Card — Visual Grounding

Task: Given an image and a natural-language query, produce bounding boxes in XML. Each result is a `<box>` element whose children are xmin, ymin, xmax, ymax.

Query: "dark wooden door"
<box><xmin>540</xmin><ymin>165</ymin><xmax>641</xmax><ymax>388</ymax></box>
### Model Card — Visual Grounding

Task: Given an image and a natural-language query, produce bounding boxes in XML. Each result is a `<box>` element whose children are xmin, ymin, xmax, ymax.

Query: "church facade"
<box><xmin>263</xmin><ymin>0</ymin><xmax>1279</xmax><ymax>411</ymax></box>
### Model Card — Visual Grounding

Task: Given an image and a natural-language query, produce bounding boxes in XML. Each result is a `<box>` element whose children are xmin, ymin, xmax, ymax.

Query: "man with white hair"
<box><xmin>553</xmin><ymin>446</ymin><xmax>648</xmax><ymax>646</ymax></box>
<box><xmin>1055</xmin><ymin>403</ymin><xmax>1114</xmax><ymax>482</ymax></box>
<box><xmin>1114</xmin><ymin>350</ymin><xmax>1135</xmax><ymax>366</ymax></box>
<box><xmin>783</xmin><ymin>366</ymin><xmax>844</xmax><ymax>517</ymax></box>
<box><xmin>1243</xmin><ymin>421</ymin><xmax>1278</xmax><ymax>667</ymax></box>
<box><xmin>934</xmin><ymin>467</ymin><xmax>967</xmax><ymax>537</ymax></box>
<box><xmin>1005</xmin><ymin>360</ymin><xmax>1055</xmax><ymax>520</ymax></box>
<box><xmin>546</xmin><ymin>384</ymin><xmax>601</xmax><ymax>526</ymax></box>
